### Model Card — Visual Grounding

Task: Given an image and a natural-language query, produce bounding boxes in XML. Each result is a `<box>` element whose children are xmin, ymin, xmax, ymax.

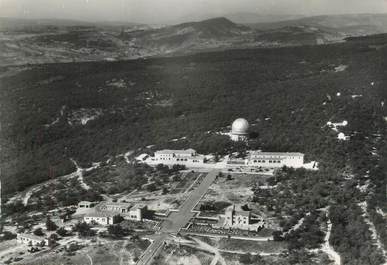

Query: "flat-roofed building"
<box><xmin>77</xmin><ymin>201</ymin><xmax>97</xmax><ymax>209</ymax></box>
<box><xmin>17</xmin><ymin>233</ymin><xmax>48</xmax><ymax>247</ymax></box>
<box><xmin>127</xmin><ymin>204</ymin><xmax>147</xmax><ymax>221</ymax></box>
<box><xmin>245</xmin><ymin>151</ymin><xmax>304</xmax><ymax>168</ymax></box>
<box><xmin>99</xmin><ymin>202</ymin><xmax>132</xmax><ymax>214</ymax></box>
<box><xmin>224</xmin><ymin>204</ymin><xmax>251</xmax><ymax>226</ymax></box>
<box><xmin>84</xmin><ymin>212</ymin><xmax>118</xmax><ymax>226</ymax></box>
<box><xmin>222</xmin><ymin>204</ymin><xmax>264</xmax><ymax>231</ymax></box>
<box><xmin>148</xmin><ymin>149</ymin><xmax>205</xmax><ymax>167</ymax></box>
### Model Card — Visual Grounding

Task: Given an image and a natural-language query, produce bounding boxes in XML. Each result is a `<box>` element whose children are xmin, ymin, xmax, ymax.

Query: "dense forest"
<box><xmin>1</xmin><ymin>35</ymin><xmax>386</xmax><ymax>193</ymax></box>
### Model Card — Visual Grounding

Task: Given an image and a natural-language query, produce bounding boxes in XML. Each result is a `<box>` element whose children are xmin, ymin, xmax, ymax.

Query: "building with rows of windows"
<box><xmin>81</xmin><ymin>202</ymin><xmax>148</xmax><ymax>225</ymax></box>
<box><xmin>245</xmin><ymin>151</ymin><xmax>304</xmax><ymax>168</ymax></box>
<box><xmin>146</xmin><ymin>149</ymin><xmax>206</xmax><ymax>167</ymax></box>
<box><xmin>221</xmin><ymin>204</ymin><xmax>264</xmax><ymax>231</ymax></box>
<box><xmin>143</xmin><ymin>148</ymin><xmax>305</xmax><ymax>169</ymax></box>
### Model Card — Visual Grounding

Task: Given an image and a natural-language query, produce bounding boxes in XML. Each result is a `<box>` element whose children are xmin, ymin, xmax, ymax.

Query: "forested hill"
<box><xmin>1</xmin><ymin>33</ymin><xmax>387</xmax><ymax>194</ymax></box>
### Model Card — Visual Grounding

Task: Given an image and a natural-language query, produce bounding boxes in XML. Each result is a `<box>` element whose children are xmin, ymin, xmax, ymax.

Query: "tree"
<box><xmin>171</xmin><ymin>175</ymin><xmax>181</xmax><ymax>182</ymax></box>
<box><xmin>146</xmin><ymin>183</ymin><xmax>157</xmax><ymax>192</ymax></box>
<box><xmin>73</xmin><ymin>222</ymin><xmax>96</xmax><ymax>237</ymax></box>
<box><xmin>0</xmin><ymin>231</ymin><xmax>16</xmax><ymax>242</ymax></box>
<box><xmin>239</xmin><ymin>253</ymin><xmax>254</xmax><ymax>264</ymax></box>
<box><xmin>48</xmin><ymin>233</ymin><xmax>59</xmax><ymax>248</ymax></box>
<box><xmin>172</xmin><ymin>164</ymin><xmax>186</xmax><ymax>171</ymax></box>
<box><xmin>273</xmin><ymin>230</ymin><xmax>284</xmax><ymax>241</ymax></box>
<box><xmin>161</xmin><ymin>187</ymin><xmax>169</xmax><ymax>195</ymax></box>
<box><xmin>113</xmin><ymin>215</ymin><xmax>124</xmax><ymax>224</ymax></box>
<box><xmin>56</xmin><ymin>227</ymin><xmax>69</xmax><ymax>237</ymax></box>
<box><xmin>46</xmin><ymin>217</ymin><xmax>58</xmax><ymax>231</ymax></box>
<box><xmin>33</xmin><ymin>228</ymin><xmax>44</xmax><ymax>237</ymax></box>
<box><xmin>107</xmin><ymin>224</ymin><xmax>130</xmax><ymax>238</ymax></box>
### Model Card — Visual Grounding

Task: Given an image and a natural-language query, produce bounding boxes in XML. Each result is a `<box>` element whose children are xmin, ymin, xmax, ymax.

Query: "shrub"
<box><xmin>33</xmin><ymin>228</ymin><xmax>44</xmax><ymax>237</ymax></box>
<box><xmin>56</xmin><ymin>227</ymin><xmax>69</xmax><ymax>237</ymax></box>
<box><xmin>46</xmin><ymin>217</ymin><xmax>58</xmax><ymax>231</ymax></box>
<box><xmin>107</xmin><ymin>224</ymin><xmax>131</xmax><ymax>238</ymax></box>
<box><xmin>0</xmin><ymin>231</ymin><xmax>17</xmax><ymax>241</ymax></box>
<box><xmin>73</xmin><ymin>222</ymin><xmax>95</xmax><ymax>237</ymax></box>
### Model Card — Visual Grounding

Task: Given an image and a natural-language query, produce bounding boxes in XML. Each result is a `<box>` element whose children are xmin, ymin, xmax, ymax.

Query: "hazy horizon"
<box><xmin>1</xmin><ymin>0</ymin><xmax>387</xmax><ymax>25</ymax></box>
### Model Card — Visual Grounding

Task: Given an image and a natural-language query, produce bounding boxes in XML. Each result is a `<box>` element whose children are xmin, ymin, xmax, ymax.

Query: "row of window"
<box><xmin>253</xmin><ymin>160</ymin><xmax>282</xmax><ymax>163</ymax></box>
<box><xmin>156</xmin><ymin>158</ymin><xmax>202</xmax><ymax>163</ymax></box>
<box><xmin>19</xmin><ymin>237</ymin><xmax>41</xmax><ymax>242</ymax></box>
<box><xmin>251</xmin><ymin>156</ymin><xmax>299</xmax><ymax>159</ymax></box>
<box><xmin>86</xmin><ymin>217</ymin><xmax>107</xmax><ymax>222</ymax></box>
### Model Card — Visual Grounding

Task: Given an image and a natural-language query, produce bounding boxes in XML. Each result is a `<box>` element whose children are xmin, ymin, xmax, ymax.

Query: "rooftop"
<box><xmin>85</xmin><ymin>211</ymin><xmax>116</xmax><ymax>218</ymax></box>
<box><xmin>155</xmin><ymin>149</ymin><xmax>196</xmax><ymax>155</ymax></box>
<box><xmin>17</xmin><ymin>233</ymin><xmax>46</xmax><ymax>241</ymax></box>
<box><xmin>131</xmin><ymin>204</ymin><xmax>147</xmax><ymax>210</ymax></box>
<box><xmin>248</xmin><ymin>151</ymin><xmax>304</xmax><ymax>157</ymax></box>
<box><xmin>226</xmin><ymin>204</ymin><xmax>251</xmax><ymax>217</ymax></box>
<box><xmin>78</xmin><ymin>201</ymin><xmax>96</xmax><ymax>205</ymax></box>
<box><xmin>101</xmin><ymin>202</ymin><xmax>132</xmax><ymax>208</ymax></box>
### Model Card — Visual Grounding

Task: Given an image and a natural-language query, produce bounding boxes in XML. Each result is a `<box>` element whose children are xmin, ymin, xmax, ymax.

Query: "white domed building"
<box><xmin>230</xmin><ymin>118</ymin><xmax>249</xmax><ymax>142</ymax></box>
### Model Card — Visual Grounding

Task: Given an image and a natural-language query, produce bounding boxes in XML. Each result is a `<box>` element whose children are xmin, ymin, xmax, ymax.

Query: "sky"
<box><xmin>1</xmin><ymin>0</ymin><xmax>387</xmax><ymax>24</ymax></box>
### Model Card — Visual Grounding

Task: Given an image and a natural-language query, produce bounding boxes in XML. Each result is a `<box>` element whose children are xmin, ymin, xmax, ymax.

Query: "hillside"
<box><xmin>3</xmin><ymin>15</ymin><xmax>387</xmax><ymax>66</ymax></box>
<box><xmin>252</xmin><ymin>13</ymin><xmax>387</xmax><ymax>36</ymax></box>
<box><xmin>1</xmin><ymin>33</ymin><xmax>387</xmax><ymax>191</ymax></box>
<box><xmin>122</xmin><ymin>17</ymin><xmax>252</xmax><ymax>53</ymax></box>
<box><xmin>224</xmin><ymin>13</ymin><xmax>304</xmax><ymax>24</ymax></box>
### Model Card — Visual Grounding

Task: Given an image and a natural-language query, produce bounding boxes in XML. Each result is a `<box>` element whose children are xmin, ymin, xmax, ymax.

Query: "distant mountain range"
<box><xmin>251</xmin><ymin>13</ymin><xmax>387</xmax><ymax>36</ymax></box>
<box><xmin>123</xmin><ymin>17</ymin><xmax>252</xmax><ymax>54</ymax></box>
<box><xmin>224</xmin><ymin>13</ymin><xmax>305</xmax><ymax>24</ymax></box>
<box><xmin>1</xmin><ymin>14</ymin><xmax>387</xmax><ymax>66</ymax></box>
<box><xmin>0</xmin><ymin>17</ymin><xmax>149</xmax><ymax>31</ymax></box>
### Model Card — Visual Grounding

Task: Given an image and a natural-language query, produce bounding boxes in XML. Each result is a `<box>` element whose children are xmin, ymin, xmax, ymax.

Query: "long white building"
<box><xmin>146</xmin><ymin>149</ymin><xmax>205</xmax><ymax>167</ymax></box>
<box><xmin>245</xmin><ymin>151</ymin><xmax>304</xmax><ymax>168</ymax></box>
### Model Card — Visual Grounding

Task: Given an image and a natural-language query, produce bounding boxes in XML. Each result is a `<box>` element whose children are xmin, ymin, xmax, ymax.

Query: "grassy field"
<box><xmin>202</xmin><ymin>173</ymin><xmax>266</xmax><ymax>203</ymax></box>
<box><xmin>156</xmin><ymin>244</ymin><xmax>214</xmax><ymax>265</ymax></box>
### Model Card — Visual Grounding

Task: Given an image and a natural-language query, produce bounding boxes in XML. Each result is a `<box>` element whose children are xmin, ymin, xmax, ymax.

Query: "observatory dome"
<box><xmin>231</xmin><ymin>118</ymin><xmax>249</xmax><ymax>135</ymax></box>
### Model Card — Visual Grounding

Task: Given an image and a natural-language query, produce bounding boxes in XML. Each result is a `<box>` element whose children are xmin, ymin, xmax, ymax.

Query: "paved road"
<box><xmin>136</xmin><ymin>170</ymin><xmax>218</xmax><ymax>265</ymax></box>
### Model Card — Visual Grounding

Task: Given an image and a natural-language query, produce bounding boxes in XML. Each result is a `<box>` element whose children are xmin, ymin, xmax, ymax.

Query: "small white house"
<box><xmin>78</xmin><ymin>201</ymin><xmax>97</xmax><ymax>209</ymax></box>
<box><xmin>84</xmin><ymin>212</ymin><xmax>118</xmax><ymax>226</ymax></box>
<box><xmin>17</xmin><ymin>233</ymin><xmax>48</xmax><ymax>247</ymax></box>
